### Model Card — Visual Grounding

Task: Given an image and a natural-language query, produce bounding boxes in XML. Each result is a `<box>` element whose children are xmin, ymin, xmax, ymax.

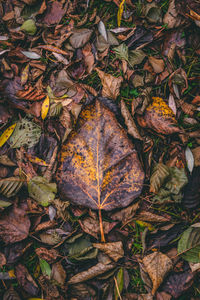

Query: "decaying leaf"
<box><xmin>63</xmin><ymin>234</ymin><xmax>98</xmax><ymax>262</ymax></box>
<box><xmin>111</xmin><ymin>201</ymin><xmax>140</xmax><ymax>223</ymax></box>
<box><xmin>96</xmin><ymin>68</ymin><xmax>123</xmax><ymax>100</ymax></box>
<box><xmin>57</xmin><ymin>99</ymin><xmax>144</xmax><ymax>211</ymax></box>
<box><xmin>9</xmin><ymin>118</ymin><xmax>41</xmax><ymax>148</ymax></box>
<box><xmin>28</xmin><ymin>176</ymin><xmax>57</xmax><ymax>207</ymax></box>
<box><xmin>142</xmin><ymin>252</ymin><xmax>173</xmax><ymax>295</ymax></box>
<box><xmin>0</xmin><ymin>205</ymin><xmax>30</xmax><ymax>244</ymax></box>
<box><xmin>150</xmin><ymin>163</ymin><xmax>170</xmax><ymax>193</ymax></box>
<box><xmin>3</xmin><ymin>286</ymin><xmax>21</xmax><ymax>300</ymax></box>
<box><xmin>137</xmin><ymin>97</ymin><xmax>180</xmax><ymax>135</ymax></box>
<box><xmin>121</xmin><ymin>99</ymin><xmax>143</xmax><ymax>140</ymax></box>
<box><xmin>51</xmin><ymin>262</ymin><xmax>66</xmax><ymax>286</ymax></box>
<box><xmin>182</xmin><ymin>167</ymin><xmax>200</xmax><ymax>209</ymax></box>
<box><xmin>93</xmin><ymin>241</ymin><xmax>124</xmax><ymax>262</ymax></box>
<box><xmin>178</xmin><ymin>223</ymin><xmax>200</xmax><ymax>263</ymax></box>
<box><xmin>15</xmin><ymin>264</ymin><xmax>39</xmax><ymax>296</ymax></box>
<box><xmin>0</xmin><ymin>176</ymin><xmax>24</xmax><ymax>198</ymax></box>
<box><xmin>152</xmin><ymin>167</ymin><xmax>188</xmax><ymax>203</ymax></box>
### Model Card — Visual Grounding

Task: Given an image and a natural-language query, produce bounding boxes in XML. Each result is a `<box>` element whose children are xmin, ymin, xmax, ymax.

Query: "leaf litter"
<box><xmin>0</xmin><ymin>0</ymin><xmax>200</xmax><ymax>298</ymax></box>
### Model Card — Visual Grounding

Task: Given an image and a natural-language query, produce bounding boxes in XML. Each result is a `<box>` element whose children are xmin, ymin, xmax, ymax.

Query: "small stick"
<box><xmin>99</xmin><ymin>208</ymin><xmax>105</xmax><ymax>243</ymax></box>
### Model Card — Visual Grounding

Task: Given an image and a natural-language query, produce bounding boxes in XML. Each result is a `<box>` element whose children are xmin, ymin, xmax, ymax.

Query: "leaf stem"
<box><xmin>99</xmin><ymin>208</ymin><xmax>105</xmax><ymax>243</ymax></box>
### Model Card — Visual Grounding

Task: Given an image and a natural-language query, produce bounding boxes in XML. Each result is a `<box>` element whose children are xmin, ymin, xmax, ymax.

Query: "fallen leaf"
<box><xmin>96</xmin><ymin>68</ymin><xmax>123</xmax><ymax>100</ymax></box>
<box><xmin>41</xmin><ymin>95</ymin><xmax>50</xmax><ymax>120</ymax></box>
<box><xmin>15</xmin><ymin>264</ymin><xmax>39</xmax><ymax>296</ymax></box>
<box><xmin>182</xmin><ymin>167</ymin><xmax>200</xmax><ymax>209</ymax></box>
<box><xmin>148</xmin><ymin>57</ymin><xmax>165</xmax><ymax>73</ymax></box>
<box><xmin>21</xmin><ymin>51</ymin><xmax>41</xmax><ymax>59</ymax></box>
<box><xmin>163</xmin><ymin>0</ymin><xmax>184</xmax><ymax>28</ymax></box>
<box><xmin>117</xmin><ymin>0</ymin><xmax>126</xmax><ymax>27</ymax></box>
<box><xmin>0</xmin><ymin>205</ymin><xmax>30</xmax><ymax>244</ymax></box>
<box><xmin>21</xmin><ymin>63</ymin><xmax>29</xmax><ymax>85</ymax></box>
<box><xmin>51</xmin><ymin>262</ymin><xmax>66</xmax><ymax>286</ymax></box>
<box><xmin>0</xmin><ymin>123</ymin><xmax>16</xmax><ymax>147</ymax></box>
<box><xmin>121</xmin><ymin>99</ymin><xmax>143</xmax><ymax>140</ymax></box>
<box><xmin>9</xmin><ymin>118</ymin><xmax>41</xmax><ymax>148</ymax></box>
<box><xmin>40</xmin><ymin>259</ymin><xmax>51</xmax><ymax>278</ymax></box>
<box><xmin>150</xmin><ymin>163</ymin><xmax>170</xmax><ymax>193</ymax></box>
<box><xmin>111</xmin><ymin>201</ymin><xmax>140</xmax><ymax>223</ymax></box>
<box><xmin>161</xmin><ymin>268</ymin><xmax>194</xmax><ymax>298</ymax></box>
<box><xmin>28</xmin><ymin>176</ymin><xmax>57</xmax><ymax>207</ymax></box>
<box><xmin>98</xmin><ymin>20</ymin><xmax>108</xmax><ymax>42</ymax></box>
<box><xmin>192</xmin><ymin>147</ymin><xmax>200</xmax><ymax>167</ymax></box>
<box><xmin>79</xmin><ymin>216</ymin><xmax>117</xmax><ymax>239</ymax></box>
<box><xmin>3</xmin><ymin>286</ymin><xmax>21</xmax><ymax>300</ymax></box>
<box><xmin>0</xmin><ymin>176</ymin><xmax>24</xmax><ymax>198</ymax></box>
<box><xmin>185</xmin><ymin>146</ymin><xmax>194</xmax><ymax>173</ymax></box>
<box><xmin>93</xmin><ymin>241</ymin><xmax>124</xmax><ymax>262</ymax></box>
<box><xmin>70</xmin><ymin>28</ymin><xmax>93</xmax><ymax>49</ymax></box>
<box><xmin>35</xmin><ymin>247</ymin><xmax>59</xmax><ymax>263</ymax></box>
<box><xmin>42</xmin><ymin>1</ymin><xmax>65</xmax><ymax>26</ymax></box>
<box><xmin>57</xmin><ymin>99</ymin><xmax>144</xmax><ymax>211</ymax></box>
<box><xmin>20</xmin><ymin>19</ymin><xmax>37</xmax><ymax>36</ymax></box>
<box><xmin>137</xmin><ymin>97</ymin><xmax>180</xmax><ymax>135</ymax></box>
<box><xmin>168</xmin><ymin>94</ymin><xmax>176</xmax><ymax>115</ymax></box>
<box><xmin>178</xmin><ymin>223</ymin><xmax>200</xmax><ymax>263</ymax></box>
<box><xmin>142</xmin><ymin>252</ymin><xmax>173</xmax><ymax>295</ymax></box>
<box><xmin>68</xmin><ymin>262</ymin><xmax>115</xmax><ymax>284</ymax></box>
<box><xmin>114</xmin><ymin>268</ymin><xmax>124</xmax><ymax>300</ymax></box>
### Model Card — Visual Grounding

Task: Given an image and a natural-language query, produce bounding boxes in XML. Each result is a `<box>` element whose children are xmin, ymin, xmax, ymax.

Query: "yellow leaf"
<box><xmin>8</xmin><ymin>269</ymin><xmax>15</xmax><ymax>278</ymax></box>
<box><xmin>41</xmin><ymin>95</ymin><xmax>50</xmax><ymax>120</ymax></box>
<box><xmin>136</xmin><ymin>220</ymin><xmax>155</xmax><ymax>231</ymax></box>
<box><xmin>0</xmin><ymin>123</ymin><xmax>16</xmax><ymax>147</ymax></box>
<box><xmin>27</xmin><ymin>154</ymin><xmax>48</xmax><ymax>166</ymax></box>
<box><xmin>21</xmin><ymin>63</ymin><xmax>29</xmax><ymax>85</ymax></box>
<box><xmin>117</xmin><ymin>0</ymin><xmax>126</xmax><ymax>27</ymax></box>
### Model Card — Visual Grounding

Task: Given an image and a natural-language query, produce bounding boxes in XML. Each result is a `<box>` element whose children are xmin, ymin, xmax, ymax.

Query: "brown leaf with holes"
<box><xmin>96</xmin><ymin>68</ymin><xmax>123</xmax><ymax>100</ymax></box>
<box><xmin>0</xmin><ymin>205</ymin><xmax>30</xmax><ymax>244</ymax></box>
<box><xmin>142</xmin><ymin>252</ymin><xmax>173</xmax><ymax>295</ymax></box>
<box><xmin>57</xmin><ymin>99</ymin><xmax>144</xmax><ymax>211</ymax></box>
<box><xmin>137</xmin><ymin>97</ymin><xmax>180</xmax><ymax>135</ymax></box>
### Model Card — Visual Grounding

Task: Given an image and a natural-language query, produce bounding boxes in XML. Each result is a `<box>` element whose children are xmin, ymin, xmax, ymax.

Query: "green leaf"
<box><xmin>9</xmin><ymin>118</ymin><xmax>41</xmax><ymax>149</ymax></box>
<box><xmin>114</xmin><ymin>268</ymin><xmax>124</xmax><ymax>300</ymax></box>
<box><xmin>39</xmin><ymin>259</ymin><xmax>51</xmax><ymax>278</ymax></box>
<box><xmin>64</xmin><ymin>234</ymin><xmax>98</xmax><ymax>262</ymax></box>
<box><xmin>178</xmin><ymin>224</ymin><xmax>200</xmax><ymax>263</ymax></box>
<box><xmin>21</xmin><ymin>19</ymin><xmax>37</xmax><ymax>36</ymax></box>
<box><xmin>28</xmin><ymin>176</ymin><xmax>57</xmax><ymax>207</ymax></box>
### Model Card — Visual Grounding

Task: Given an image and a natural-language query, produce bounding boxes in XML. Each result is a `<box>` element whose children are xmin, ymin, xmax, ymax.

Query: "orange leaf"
<box><xmin>0</xmin><ymin>123</ymin><xmax>16</xmax><ymax>147</ymax></box>
<box><xmin>27</xmin><ymin>154</ymin><xmax>48</xmax><ymax>167</ymax></box>
<box><xmin>41</xmin><ymin>95</ymin><xmax>50</xmax><ymax>120</ymax></box>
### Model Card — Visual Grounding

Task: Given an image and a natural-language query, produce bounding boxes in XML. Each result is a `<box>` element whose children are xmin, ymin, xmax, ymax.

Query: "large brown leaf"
<box><xmin>0</xmin><ymin>205</ymin><xmax>30</xmax><ymax>244</ymax></box>
<box><xmin>57</xmin><ymin>99</ymin><xmax>144</xmax><ymax>211</ymax></box>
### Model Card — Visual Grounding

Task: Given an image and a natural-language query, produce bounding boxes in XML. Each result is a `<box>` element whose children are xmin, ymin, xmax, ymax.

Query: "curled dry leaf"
<box><xmin>35</xmin><ymin>247</ymin><xmax>59</xmax><ymax>263</ymax></box>
<box><xmin>111</xmin><ymin>201</ymin><xmax>140</xmax><ymax>223</ymax></box>
<box><xmin>0</xmin><ymin>205</ymin><xmax>30</xmax><ymax>244</ymax></box>
<box><xmin>137</xmin><ymin>97</ymin><xmax>180</xmax><ymax>135</ymax></box>
<box><xmin>96</xmin><ymin>68</ymin><xmax>123</xmax><ymax>100</ymax></box>
<box><xmin>93</xmin><ymin>241</ymin><xmax>124</xmax><ymax>262</ymax></box>
<box><xmin>57</xmin><ymin>99</ymin><xmax>144</xmax><ymax>211</ymax></box>
<box><xmin>142</xmin><ymin>252</ymin><xmax>173</xmax><ymax>295</ymax></box>
<box><xmin>68</xmin><ymin>262</ymin><xmax>115</xmax><ymax>284</ymax></box>
<box><xmin>121</xmin><ymin>99</ymin><xmax>143</xmax><ymax>140</ymax></box>
<box><xmin>163</xmin><ymin>0</ymin><xmax>184</xmax><ymax>28</ymax></box>
<box><xmin>51</xmin><ymin>262</ymin><xmax>66</xmax><ymax>286</ymax></box>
